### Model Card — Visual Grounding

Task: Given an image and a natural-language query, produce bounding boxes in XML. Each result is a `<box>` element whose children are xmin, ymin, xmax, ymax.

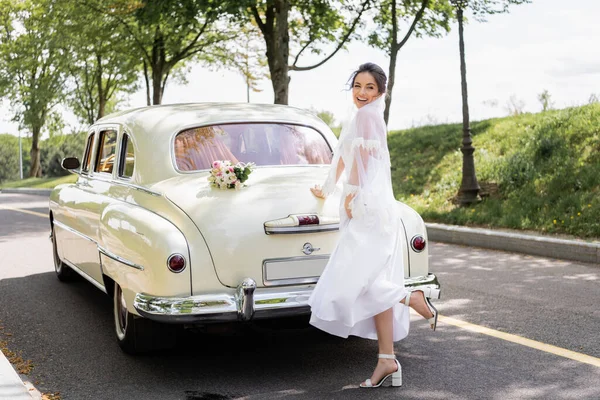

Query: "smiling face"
<box><xmin>352</xmin><ymin>72</ymin><xmax>381</xmax><ymax>109</ymax></box>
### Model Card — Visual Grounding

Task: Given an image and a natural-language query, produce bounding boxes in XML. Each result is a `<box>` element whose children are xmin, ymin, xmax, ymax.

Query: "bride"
<box><xmin>308</xmin><ymin>62</ymin><xmax>437</xmax><ymax>388</ymax></box>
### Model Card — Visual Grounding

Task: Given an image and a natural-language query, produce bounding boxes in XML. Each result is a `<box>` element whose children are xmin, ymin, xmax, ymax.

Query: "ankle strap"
<box><xmin>378</xmin><ymin>354</ymin><xmax>396</xmax><ymax>359</ymax></box>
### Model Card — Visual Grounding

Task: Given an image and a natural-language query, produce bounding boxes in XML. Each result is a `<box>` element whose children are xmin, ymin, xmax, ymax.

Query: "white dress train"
<box><xmin>308</xmin><ymin>96</ymin><xmax>410</xmax><ymax>342</ymax></box>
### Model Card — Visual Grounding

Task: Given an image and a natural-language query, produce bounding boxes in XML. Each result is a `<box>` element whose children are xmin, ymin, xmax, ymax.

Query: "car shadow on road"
<box><xmin>1</xmin><ymin>271</ymin><xmax>599</xmax><ymax>400</ymax></box>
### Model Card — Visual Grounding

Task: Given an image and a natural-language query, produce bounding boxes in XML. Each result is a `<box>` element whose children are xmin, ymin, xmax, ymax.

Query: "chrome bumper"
<box><xmin>133</xmin><ymin>274</ymin><xmax>441</xmax><ymax>324</ymax></box>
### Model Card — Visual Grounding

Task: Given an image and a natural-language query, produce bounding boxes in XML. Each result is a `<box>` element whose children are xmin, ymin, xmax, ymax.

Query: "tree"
<box><xmin>450</xmin><ymin>0</ymin><xmax>530</xmax><ymax>205</ymax></box>
<box><xmin>0</xmin><ymin>0</ymin><xmax>71</xmax><ymax>177</ymax></box>
<box><xmin>85</xmin><ymin>0</ymin><xmax>238</xmax><ymax>105</ymax></box>
<box><xmin>63</xmin><ymin>1</ymin><xmax>140</xmax><ymax>124</ymax></box>
<box><xmin>245</xmin><ymin>0</ymin><xmax>371</xmax><ymax>104</ymax></box>
<box><xmin>537</xmin><ymin>89</ymin><xmax>553</xmax><ymax>112</ymax></box>
<box><xmin>231</xmin><ymin>22</ymin><xmax>268</xmax><ymax>102</ymax></box>
<box><xmin>368</xmin><ymin>0</ymin><xmax>453</xmax><ymax>124</ymax></box>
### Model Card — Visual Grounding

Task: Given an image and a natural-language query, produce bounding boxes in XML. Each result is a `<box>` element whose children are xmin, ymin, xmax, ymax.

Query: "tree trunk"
<box><xmin>143</xmin><ymin>60</ymin><xmax>151</xmax><ymax>106</ymax></box>
<box><xmin>150</xmin><ymin>28</ymin><xmax>165</xmax><ymax>105</ymax></box>
<box><xmin>29</xmin><ymin>126</ymin><xmax>42</xmax><ymax>178</ymax></box>
<box><xmin>96</xmin><ymin>54</ymin><xmax>106</xmax><ymax>120</ymax></box>
<box><xmin>384</xmin><ymin>45</ymin><xmax>398</xmax><ymax>125</ymax></box>
<box><xmin>456</xmin><ymin>6</ymin><xmax>480</xmax><ymax>205</ymax></box>
<box><xmin>151</xmin><ymin>61</ymin><xmax>164</xmax><ymax>105</ymax></box>
<box><xmin>268</xmin><ymin>0</ymin><xmax>289</xmax><ymax>104</ymax></box>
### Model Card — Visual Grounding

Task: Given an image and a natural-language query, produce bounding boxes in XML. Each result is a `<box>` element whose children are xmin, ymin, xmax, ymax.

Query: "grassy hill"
<box><xmin>389</xmin><ymin>103</ymin><xmax>600</xmax><ymax>239</ymax></box>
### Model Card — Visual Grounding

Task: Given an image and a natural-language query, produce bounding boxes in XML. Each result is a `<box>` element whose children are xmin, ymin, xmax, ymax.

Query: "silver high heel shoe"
<box><xmin>404</xmin><ymin>290</ymin><xmax>438</xmax><ymax>331</ymax></box>
<box><xmin>359</xmin><ymin>354</ymin><xmax>402</xmax><ymax>388</ymax></box>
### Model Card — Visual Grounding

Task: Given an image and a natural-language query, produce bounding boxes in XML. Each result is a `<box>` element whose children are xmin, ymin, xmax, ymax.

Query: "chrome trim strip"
<box><xmin>111</xmin><ymin>180</ymin><xmax>162</xmax><ymax>196</ymax></box>
<box><xmin>89</xmin><ymin>174</ymin><xmax>162</xmax><ymax>197</ymax></box>
<box><xmin>98</xmin><ymin>246</ymin><xmax>145</xmax><ymax>271</ymax></box>
<box><xmin>264</xmin><ymin>224</ymin><xmax>339</xmax><ymax>234</ymax></box>
<box><xmin>262</xmin><ymin>255</ymin><xmax>329</xmax><ymax>287</ymax></box>
<box><xmin>134</xmin><ymin>273</ymin><xmax>441</xmax><ymax>323</ymax></box>
<box><xmin>53</xmin><ymin>220</ymin><xmax>95</xmax><ymax>243</ymax></box>
<box><xmin>62</xmin><ymin>259</ymin><xmax>107</xmax><ymax>294</ymax></box>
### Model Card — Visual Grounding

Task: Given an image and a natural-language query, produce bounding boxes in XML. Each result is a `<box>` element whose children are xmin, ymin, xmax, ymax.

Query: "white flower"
<box><xmin>234</xmin><ymin>181</ymin><xmax>242</xmax><ymax>190</ymax></box>
<box><xmin>219</xmin><ymin>183</ymin><xmax>228</xmax><ymax>190</ymax></box>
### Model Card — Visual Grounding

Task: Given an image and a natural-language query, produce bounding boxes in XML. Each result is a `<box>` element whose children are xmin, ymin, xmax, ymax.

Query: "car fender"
<box><xmin>98</xmin><ymin>203</ymin><xmax>191</xmax><ymax>314</ymax></box>
<box><xmin>396</xmin><ymin>201</ymin><xmax>429</xmax><ymax>278</ymax></box>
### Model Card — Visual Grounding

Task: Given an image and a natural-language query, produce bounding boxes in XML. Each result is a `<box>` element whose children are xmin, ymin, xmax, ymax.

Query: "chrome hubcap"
<box><xmin>51</xmin><ymin>227</ymin><xmax>61</xmax><ymax>273</ymax></box>
<box><xmin>115</xmin><ymin>286</ymin><xmax>128</xmax><ymax>338</ymax></box>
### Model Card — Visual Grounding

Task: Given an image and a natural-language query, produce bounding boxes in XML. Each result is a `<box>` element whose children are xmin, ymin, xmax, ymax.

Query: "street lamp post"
<box><xmin>452</xmin><ymin>0</ymin><xmax>480</xmax><ymax>205</ymax></box>
<box><xmin>18</xmin><ymin>131</ymin><xmax>23</xmax><ymax>179</ymax></box>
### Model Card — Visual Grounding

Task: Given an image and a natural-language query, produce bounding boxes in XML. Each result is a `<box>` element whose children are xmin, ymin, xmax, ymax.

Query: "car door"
<box><xmin>64</xmin><ymin>126</ymin><xmax>120</xmax><ymax>286</ymax></box>
<box><xmin>54</xmin><ymin>129</ymin><xmax>98</xmax><ymax>272</ymax></box>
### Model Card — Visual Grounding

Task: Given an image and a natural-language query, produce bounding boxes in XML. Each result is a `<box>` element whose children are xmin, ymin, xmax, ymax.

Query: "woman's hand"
<box><xmin>344</xmin><ymin>193</ymin><xmax>355</xmax><ymax>219</ymax></box>
<box><xmin>310</xmin><ymin>184</ymin><xmax>326</xmax><ymax>199</ymax></box>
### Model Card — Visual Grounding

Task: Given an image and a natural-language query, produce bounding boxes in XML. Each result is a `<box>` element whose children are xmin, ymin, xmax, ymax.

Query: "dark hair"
<box><xmin>348</xmin><ymin>63</ymin><xmax>387</xmax><ymax>94</ymax></box>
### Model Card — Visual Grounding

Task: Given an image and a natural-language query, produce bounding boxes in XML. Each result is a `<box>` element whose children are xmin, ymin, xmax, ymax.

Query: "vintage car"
<box><xmin>49</xmin><ymin>103</ymin><xmax>441</xmax><ymax>353</ymax></box>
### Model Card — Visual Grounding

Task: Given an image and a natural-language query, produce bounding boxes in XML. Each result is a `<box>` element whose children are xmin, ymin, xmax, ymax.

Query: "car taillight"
<box><xmin>411</xmin><ymin>235</ymin><xmax>426</xmax><ymax>252</ymax></box>
<box><xmin>297</xmin><ymin>215</ymin><xmax>320</xmax><ymax>225</ymax></box>
<box><xmin>167</xmin><ymin>254</ymin><xmax>186</xmax><ymax>273</ymax></box>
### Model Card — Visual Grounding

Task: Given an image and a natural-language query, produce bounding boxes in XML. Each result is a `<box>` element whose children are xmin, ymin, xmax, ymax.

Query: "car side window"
<box><xmin>118</xmin><ymin>133</ymin><xmax>135</xmax><ymax>179</ymax></box>
<box><xmin>95</xmin><ymin>130</ymin><xmax>118</xmax><ymax>174</ymax></box>
<box><xmin>81</xmin><ymin>133</ymin><xmax>95</xmax><ymax>174</ymax></box>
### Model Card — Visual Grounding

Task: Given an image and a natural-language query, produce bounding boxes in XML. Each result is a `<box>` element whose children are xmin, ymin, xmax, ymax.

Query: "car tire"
<box><xmin>113</xmin><ymin>283</ymin><xmax>177</xmax><ymax>354</ymax></box>
<box><xmin>51</xmin><ymin>223</ymin><xmax>76</xmax><ymax>282</ymax></box>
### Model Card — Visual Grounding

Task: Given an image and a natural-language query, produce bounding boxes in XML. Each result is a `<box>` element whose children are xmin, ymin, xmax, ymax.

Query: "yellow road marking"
<box><xmin>439</xmin><ymin>315</ymin><xmax>600</xmax><ymax>368</ymax></box>
<box><xmin>0</xmin><ymin>206</ymin><xmax>47</xmax><ymax>219</ymax></box>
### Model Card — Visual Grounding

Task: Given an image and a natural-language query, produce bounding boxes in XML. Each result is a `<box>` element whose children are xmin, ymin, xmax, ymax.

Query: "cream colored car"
<box><xmin>49</xmin><ymin>103</ymin><xmax>440</xmax><ymax>353</ymax></box>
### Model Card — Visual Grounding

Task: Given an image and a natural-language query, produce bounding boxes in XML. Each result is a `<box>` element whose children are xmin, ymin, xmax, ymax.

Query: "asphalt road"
<box><xmin>1</xmin><ymin>193</ymin><xmax>599</xmax><ymax>400</ymax></box>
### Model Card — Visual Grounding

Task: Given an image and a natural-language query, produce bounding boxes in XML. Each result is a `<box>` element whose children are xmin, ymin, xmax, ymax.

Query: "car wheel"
<box><xmin>113</xmin><ymin>283</ymin><xmax>177</xmax><ymax>354</ymax></box>
<box><xmin>51</xmin><ymin>223</ymin><xmax>75</xmax><ymax>282</ymax></box>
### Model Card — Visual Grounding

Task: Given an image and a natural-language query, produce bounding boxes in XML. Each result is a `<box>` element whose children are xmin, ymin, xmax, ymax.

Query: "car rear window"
<box><xmin>174</xmin><ymin>123</ymin><xmax>332</xmax><ymax>171</ymax></box>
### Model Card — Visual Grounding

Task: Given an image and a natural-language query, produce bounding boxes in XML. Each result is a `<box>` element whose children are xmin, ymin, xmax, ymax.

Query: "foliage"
<box><xmin>537</xmin><ymin>89</ymin><xmax>554</xmax><ymax>112</ymax></box>
<box><xmin>59</xmin><ymin>0</ymin><xmax>140</xmax><ymax>124</ymax></box>
<box><xmin>505</xmin><ymin>94</ymin><xmax>526</xmax><ymax>116</ymax></box>
<box><xmin>368</xmin><ymin>0</ymin><xmax>452</xmax><ymax>53</ymax></box>
<box><xmin>0</xmin><ymin>0</ymin><xmax>71</xmax><ymax>177</ymax></box>
<box><xmin>244</xmin><ymin>0</ymin><xmax>371</xmax><ymax>104</ymax></box>
<box><xmin>390</xmin><ymin>103</ymin><xmax>600</xmax><ymax>238</ymax></box>
<box><xmin>87</xmin><ymin>0</ymin><xmax>239</xmax><ymax>105</ymax></box>
<box><xmin>0</xmin><ymin>134</ymin><xmax>21</xmax><ymax>183</ymax></box>
<box><xmin>0</xmin><ymin>132</ymin><xmax>85</xmax><ymax>182</ymax></box>
<box><xmin>367</xmin><ymin>0</ymin><xmax>453</xmax><ymax>123</ymax></box>
<box><xmin>450</xmin><ymin>0</ymin><xmax>531</xmax><ymax>19</ymax></box>
<box><xmin>230</xmin><ymin>22</ymin><xmax>268</xmax><ymax>101</ymax></box>
<box><xmin>40</xmin><ymin>131</ymin><xmax>87</xmax><ymax>177</ymax></box>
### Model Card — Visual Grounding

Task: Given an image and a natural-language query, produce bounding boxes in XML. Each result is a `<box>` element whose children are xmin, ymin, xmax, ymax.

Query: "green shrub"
<box><xmin>390</xmin><ymin>103</ymin><xmax>600</xmax><ymax>238</ymax></box>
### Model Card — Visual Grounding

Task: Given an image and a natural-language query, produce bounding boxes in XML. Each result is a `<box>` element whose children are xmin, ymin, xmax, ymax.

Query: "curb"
<box><xmin>426</xmin><ymin>223</ymin><xmax>600</xmax><ymax>265</ymax></box>
<box><xmin>0</xmin><ymin>188</ymin><xmax>52</xmax><ymax>196</ymax></box>
<box><xmin>0</xmin><ymin>350</ymin><xmax>42</xmax><ymax>400</ymax></box>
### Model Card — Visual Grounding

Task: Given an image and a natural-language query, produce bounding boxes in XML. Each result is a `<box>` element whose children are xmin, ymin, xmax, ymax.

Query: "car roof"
<box><xmin>96</xmin><ymin>102</ymin><xmax>327</xmax><ymax>132</ymax></box>
<box><xmin>93</xmin><ymin>102</ymin><xmax>335</xmax><ymax>186</ymax></box>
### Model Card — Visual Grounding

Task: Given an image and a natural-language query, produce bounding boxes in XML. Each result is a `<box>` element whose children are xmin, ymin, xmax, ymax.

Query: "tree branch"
<box><xmin>396</xmin><ymin>0</ymin><xmax>429</xmax><ymax>49</ymax></box>
<box><xmin>289</xmin><ymin>0</ymin><xmax>370</xmax><ymax>72</ymax></box>
<box><xmin>250</xmin><ymin>5</ymin><xmax>266</xmax><ymax>34</ymax></box>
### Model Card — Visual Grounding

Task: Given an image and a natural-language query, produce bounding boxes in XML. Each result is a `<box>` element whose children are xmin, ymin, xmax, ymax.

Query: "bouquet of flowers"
<box><xmin>208</xmin><ymin>160</ymin><xmax>255</xmax><ymax>190</ymax></box>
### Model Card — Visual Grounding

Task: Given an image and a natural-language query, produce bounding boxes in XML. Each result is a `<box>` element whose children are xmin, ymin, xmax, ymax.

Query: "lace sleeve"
<box><xmin>346</xmin><ymin>110</ymin><xmax>386</xmax><ymax>218</ymax></box>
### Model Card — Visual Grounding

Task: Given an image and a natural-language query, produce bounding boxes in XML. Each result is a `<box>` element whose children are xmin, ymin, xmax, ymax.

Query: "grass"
<box><xmin>0</xmin><ymin>174</ymin><xmax>77</xmax><ymax>189</ymax></box>
<box><xmin>390</xmin><ymin>103</ymin><xmax>600</xmax><ymax>239</ymax></box>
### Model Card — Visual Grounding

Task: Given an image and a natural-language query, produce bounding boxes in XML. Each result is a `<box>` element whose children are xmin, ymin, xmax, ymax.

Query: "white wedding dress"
<box><xmin>308</xmin><ymin>96</ymin><xmax>410</xmax><ymax>341</ymax></box>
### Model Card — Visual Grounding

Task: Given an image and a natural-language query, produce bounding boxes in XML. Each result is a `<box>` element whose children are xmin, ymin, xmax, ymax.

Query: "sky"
<box><xmin>1</xmin><ymin>0</ymin><xmax>599</xmax><ymax>136</ymax></box>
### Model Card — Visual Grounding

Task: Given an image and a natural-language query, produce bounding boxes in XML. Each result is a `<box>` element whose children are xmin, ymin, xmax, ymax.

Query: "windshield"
<box><xmin>174</xmin><ymin>123</ymin><xmax>333</xmax><ymax>171</ymax></box>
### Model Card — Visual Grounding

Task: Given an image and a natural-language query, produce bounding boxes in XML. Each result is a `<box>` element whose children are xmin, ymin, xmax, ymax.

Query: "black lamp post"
<box><xmin>452</xmin><ymin>0</ymin><xmax>480</xmax><ymax>204</ymax></box>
